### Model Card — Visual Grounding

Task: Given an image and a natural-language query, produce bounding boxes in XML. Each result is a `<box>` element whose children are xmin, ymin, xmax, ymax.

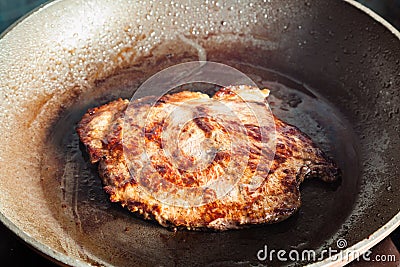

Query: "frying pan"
<box><xmin>0</xmin><ymin>0</ymin><xmax>399</xmax><ymax>266</ymax></box>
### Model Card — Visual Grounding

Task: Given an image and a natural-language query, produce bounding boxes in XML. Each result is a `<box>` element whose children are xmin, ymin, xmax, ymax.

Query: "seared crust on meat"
<box><xmin>77</xmin><ymin>86</ymin><xmax>340</xmax><ymax>230</ymax></box>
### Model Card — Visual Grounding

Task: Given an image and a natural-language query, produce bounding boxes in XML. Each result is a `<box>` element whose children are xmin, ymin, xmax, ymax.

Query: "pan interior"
<box><xmin>39</xmin><ymin>50</ymin><xmax>360</xmax><ymax>266</ymax></box>
<box><xmin>0</xmin><ymin>0</ymin><xmax>399</xmax><ymax>266</ymax></box>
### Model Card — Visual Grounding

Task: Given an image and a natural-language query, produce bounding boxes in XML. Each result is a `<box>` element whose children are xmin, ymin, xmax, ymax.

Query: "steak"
<box><xmin>77</xmin><ymin>85</ymin><xmax>340</xmax><ymax>230</ymax></box>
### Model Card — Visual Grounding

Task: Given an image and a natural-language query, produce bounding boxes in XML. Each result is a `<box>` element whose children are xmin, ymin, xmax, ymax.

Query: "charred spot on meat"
<box><xmin>76</xmin><ymin>85</ymin><xmax>340</xmax><ymax>230</ymax></box>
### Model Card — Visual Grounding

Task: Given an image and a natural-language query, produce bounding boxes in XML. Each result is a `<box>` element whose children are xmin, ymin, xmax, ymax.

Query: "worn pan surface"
<box><xmin>0</xmin><ymin>0</ymin><xmax>399</xmax><ymax>266</ymax></box>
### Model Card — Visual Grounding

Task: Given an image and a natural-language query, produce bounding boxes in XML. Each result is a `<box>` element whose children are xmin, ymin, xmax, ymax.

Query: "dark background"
<box><xmin>0</xmin><ymin>0</ymin><xmax>399</xmax><ymax>266</ymax></box>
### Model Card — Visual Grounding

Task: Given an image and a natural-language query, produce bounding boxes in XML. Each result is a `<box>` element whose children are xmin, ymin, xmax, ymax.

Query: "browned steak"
<box><xmin>77</xmin><ymin>85</ymin><xmax>340</xmax><ymax>230</ymax></box>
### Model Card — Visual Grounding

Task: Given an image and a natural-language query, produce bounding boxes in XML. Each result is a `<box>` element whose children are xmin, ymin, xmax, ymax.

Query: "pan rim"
<box><xmin>0</xmin><ymin>212</ymin><xmax>90</xmax><ymax>267</ymax></box>
<box><xmin>0</xmin><ymin>0</ymin><xmax>399</xmax><ymax>266</ymax></box>
<box><xmin>0</xmin><ymin>2</ymin><xmax>94</xmax><ymax>266</ymax></box>
<box><xmin>0</xmin><ymin>0</ymin><xmax>56</xmax><ymax>40</ymax></box>
<box><xmin>345</xmin><ymin>0</ymin><xmax>400</xmax><ymax>39</ymax></box>
<box><xmin>309</xmin><ymin>1</ymin><xmax>400</xmax><ymax>265</ymax></box>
